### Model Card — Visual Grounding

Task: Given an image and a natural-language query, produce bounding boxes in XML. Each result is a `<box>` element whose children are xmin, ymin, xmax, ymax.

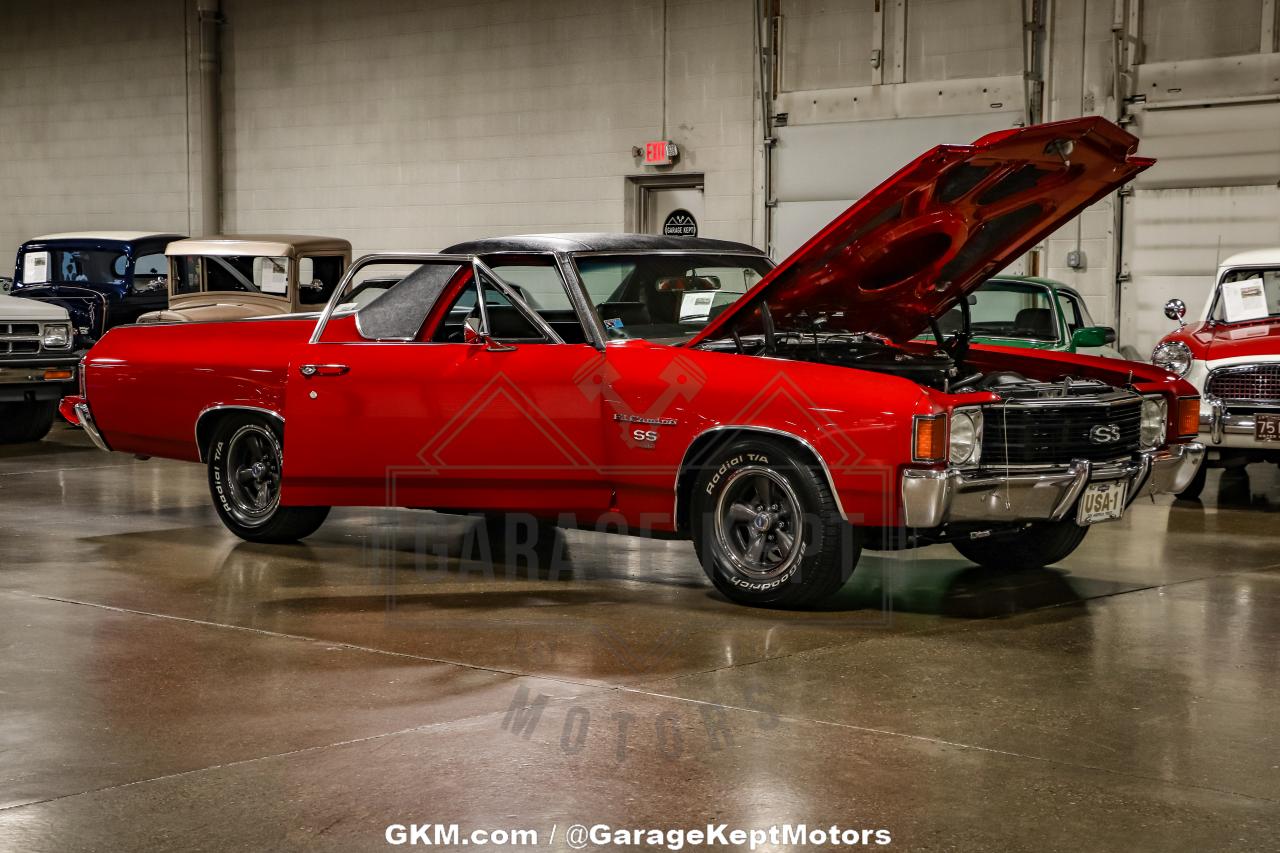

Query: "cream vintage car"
<box><xmin>137</xmin><ymin>235</ymin><xmax>351</xmax><ymax>324</ymax></box>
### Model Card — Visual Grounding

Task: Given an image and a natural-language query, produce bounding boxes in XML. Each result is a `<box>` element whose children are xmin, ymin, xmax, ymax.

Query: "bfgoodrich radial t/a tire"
<box><xmin>207</xmin><ymin>414</ymin><xmax>329</xmax><ymax>543</ymax></box>
<box><xmin>691</xmin><ymin>436</ymin><xmax>860</xmax><ymax>608</ymax></box>
<box><xmin>952</xmin><ymin>518</ymin><xmax>1089</xmax><ymax>572</ymax></box>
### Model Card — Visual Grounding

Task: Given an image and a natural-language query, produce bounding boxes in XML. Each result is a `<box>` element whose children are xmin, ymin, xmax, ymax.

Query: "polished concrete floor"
<box><xmin>0</xmin><ymin>426</ymin><xmax>1277</xmax><ymax>851</ymax></box>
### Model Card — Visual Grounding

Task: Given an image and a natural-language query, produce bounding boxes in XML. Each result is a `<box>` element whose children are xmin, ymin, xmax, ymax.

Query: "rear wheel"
<box><xmin>953</xmin><ymin>519</ymin><xmax>1089</xmax><ymax>571</ymax></box>
<box><xmin>207</xmin><ymin>415</ymin><xmax>329</xmax><ymax>543</ymax></box>
<box><xmin>690</xmin><ymin>436</ymin><xmax>859</xmax><ymax>608</ymax></box>
<box><xmin>0</xmin><ymin>401</ymin><xmax>57</xmax><ymax>444</ymax></box>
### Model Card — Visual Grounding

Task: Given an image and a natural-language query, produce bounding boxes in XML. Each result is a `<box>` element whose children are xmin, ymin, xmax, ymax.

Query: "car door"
<box><xmin>281</xmin><ymin>256</ymin><xmax>609</xmax><ymax>516</ymax></box>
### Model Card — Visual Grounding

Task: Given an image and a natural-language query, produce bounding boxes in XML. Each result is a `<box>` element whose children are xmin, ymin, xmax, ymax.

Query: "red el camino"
<box><xmin>62</xmin><ymin>117</ymin><xmax>1204</xmax><ymax>609</ymax></box>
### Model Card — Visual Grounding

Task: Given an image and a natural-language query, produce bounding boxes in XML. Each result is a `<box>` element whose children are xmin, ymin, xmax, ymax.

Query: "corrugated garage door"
<box><xmin>1120</xmin><ymin>100</ymin><xmax>1280</xmax><ymax>355</ymax></box>
<box><xmin>771</xmin><ymin>111</ymin><xmax>1024</xmax><ymax>258</ymax></box>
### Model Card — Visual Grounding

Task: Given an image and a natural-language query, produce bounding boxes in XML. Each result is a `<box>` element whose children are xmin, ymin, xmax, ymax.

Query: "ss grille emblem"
<box><xmin>1089</xmin><ymin>423</ymin><xmax>1122</xmax><ymax>444</ymax></box>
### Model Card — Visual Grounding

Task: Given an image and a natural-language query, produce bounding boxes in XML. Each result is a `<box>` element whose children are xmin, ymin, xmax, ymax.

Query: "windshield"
<box><xmin>574</xmin><ymin>253</ymin><xmax>773</xmax><ymax>343</ymax></box>
<box><xmin>19</xmin><ymin>248</ymin><xmax>128</xmax><ymax>287</ymax></box>
<box><xmin>928</xmin><ymin>279</ymin><xmax>1059</xmax><ymax>342</ymax></box>
<box><xmin>1212</xmin><ymin>267</ymin><xmax>1280</xmax><ymax>324</ymax></box>
<box><xmin>171</xmin><ymin>255</ymin><xmax>291</xmax><ymax>296</ymax></box>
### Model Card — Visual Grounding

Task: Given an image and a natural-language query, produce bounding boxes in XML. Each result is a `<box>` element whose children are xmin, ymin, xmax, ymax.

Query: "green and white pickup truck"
<box><xmin>0</xmin><ymin>292</ymin><xmax>78</xmax><ymax>443</ymax></box>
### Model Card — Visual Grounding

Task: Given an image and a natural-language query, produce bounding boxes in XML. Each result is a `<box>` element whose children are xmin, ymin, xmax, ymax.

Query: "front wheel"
<box><xmin>208</xmin><ymin>415</ymin><xmax>329</xmax><ymax>543</ymax></box>
<box><xmin>0</xmin><ymin>400</ymin><xmax>57</xmax><ymax>444</ymax></box>
<box><xmin>952</xmin><ymin>518</ymin><xmax>1089</xmax><ymax>572</ymax></box>
<box><xmin>690</xmin><ymin>436</ymin><xmax>860</xmax><ymax>608</ymax></box>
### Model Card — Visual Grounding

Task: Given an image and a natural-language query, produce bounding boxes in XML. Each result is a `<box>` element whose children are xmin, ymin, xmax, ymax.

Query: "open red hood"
<box><xmin>689</xmin><ymin>117</ymin><xmax>1153</xmax><ymax>346</ymax></box>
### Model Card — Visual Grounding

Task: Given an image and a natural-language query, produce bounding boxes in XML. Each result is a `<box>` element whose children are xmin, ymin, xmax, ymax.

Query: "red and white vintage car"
<box><xmin>61</xmin><ymin>118</ymin><xmax>1203</xmax><ymax>608</ymax></box>
<box><xmin>1152</xmin><ymin>249</ymin><xmax>1280</xmax><ymax>498</ymax></box>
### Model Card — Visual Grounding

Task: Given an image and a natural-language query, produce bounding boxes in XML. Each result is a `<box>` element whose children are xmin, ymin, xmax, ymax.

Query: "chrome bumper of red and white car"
<box><xmin>900</xmin><ymin>443</ymin><xmax>1205</xmax><ymax>529</ymax></box>
<box><xmin>1200</xmin><ymin>401</ymin><xmax>1280</xmax><ymax>450</ymax></box>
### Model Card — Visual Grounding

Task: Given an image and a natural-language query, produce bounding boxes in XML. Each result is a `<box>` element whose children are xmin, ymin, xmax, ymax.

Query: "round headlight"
<box><xmin>1140</xmin><ymin>396</ymin><xmax>1168</xmax><ymax>449</ymax></box>
<box><xmin>948</xmin><ymin>410</ymin><xmax>983</xmax><ymax>466</ymax></box>
<box><xmin>1151</xmin><ymin>340</ymin><xmax>1193</xmax><ymax>377</ymax></box>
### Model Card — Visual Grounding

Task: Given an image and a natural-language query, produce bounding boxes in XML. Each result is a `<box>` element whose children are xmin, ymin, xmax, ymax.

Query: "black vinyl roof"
<box><xmin>442</xmin><ymin>232</ymin><xmax>766</xmax><ymax>256</ymax></box>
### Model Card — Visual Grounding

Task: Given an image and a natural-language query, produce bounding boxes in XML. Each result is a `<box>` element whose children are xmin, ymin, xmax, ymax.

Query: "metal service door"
<box><xmin>643</xmin><ymin>186</ymin><xmax>705</xmax><ymax>237</ymax></box>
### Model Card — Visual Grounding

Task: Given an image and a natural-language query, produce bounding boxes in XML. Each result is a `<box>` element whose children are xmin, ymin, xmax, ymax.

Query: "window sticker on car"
<box><xmin>604</xmin><ymin>317</ymin><xmax>624</xmax><ymax>330</ymax></box>
<box><xmin>255</xmin><ymin>257</ymin><xmax>289</xmax><ymax>295</ymax></box>
<box><xmin>1221</xmin><ymin>279</ymin><xmax>1269</xmax><ymax>323</ymax></box>
<box><xmin>680</xmin><ymin>291</ymin><xmax>716</xmax><ymax>322</ymax></box>
<box><xmin>23</xmin><ymin>251</ymin><xmax>49</xmax><ymax>284</ymax></box>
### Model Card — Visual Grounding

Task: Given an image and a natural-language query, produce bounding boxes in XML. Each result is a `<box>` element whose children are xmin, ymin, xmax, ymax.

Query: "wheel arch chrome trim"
<box><xmin>195</xmin><ymin>404</ymin><xmax>285</xmax><ymax>462</ymax></box>
<box><xmin>672</xmin><ymin>424</ymin><xmax>850</xmax><ymax>529</ymax></box>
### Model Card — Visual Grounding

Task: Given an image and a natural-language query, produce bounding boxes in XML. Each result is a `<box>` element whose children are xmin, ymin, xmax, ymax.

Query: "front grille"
<box><xmin>1207</xmin><ymin>364</ymin><xmax>1280</xmax><ymax>406</ymax></box>
<box><xmin>0</xmin><ymin>322</ymin><xmax>44</xmax><ymax>357</ymax></box>
<box><xmin>983</xmin><ymin>399</ymin><xmax>1142</xmax><ymax>466</ymax></box>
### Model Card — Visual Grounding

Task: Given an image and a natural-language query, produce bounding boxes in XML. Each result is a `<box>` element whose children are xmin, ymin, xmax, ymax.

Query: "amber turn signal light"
<box><xmin>43</xmin><ymin>369</ymin><xmax>73</xmax><ymax>381</ymax></box>
<box><xmin>913</xmin><ymin>414</ymin><xmax>947</xmax><ymax>462</ymax></box>
<box><xmin>1177</xmin><ymin>397</ymin><xmax>1200</xmax><ymax>437</ymax></box>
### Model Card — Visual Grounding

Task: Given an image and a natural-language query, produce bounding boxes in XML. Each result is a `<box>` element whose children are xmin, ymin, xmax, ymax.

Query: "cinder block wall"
<box><xmin>219</xmin><ymin>0</ymin><xmax>757</xmax><ymax>252</ymax></box>
<box><xmin>0</xmin><ymin>0</ymin><xmax>192</xmax><ymax>268</ymax></box>
<box><xmin>0</xmin><ymin>0</ymin><xmax>758</xmax><ymax>265</ymax></box>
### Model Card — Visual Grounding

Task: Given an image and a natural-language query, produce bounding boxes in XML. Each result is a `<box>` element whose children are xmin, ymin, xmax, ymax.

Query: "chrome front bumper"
<box><xmin>901</xmin><ymin>443</ymin><xmax>1205</xmax><ymax>529</ymax></box>
<box><xmin>1201</xmin><ymin>400</ymin><xmax>1280</xmax><ymax>450</ymax></box>
<box><xmin>73</xmin><ymin>401</ymin><xmax>112</xmax><ymax>452</ymax></box>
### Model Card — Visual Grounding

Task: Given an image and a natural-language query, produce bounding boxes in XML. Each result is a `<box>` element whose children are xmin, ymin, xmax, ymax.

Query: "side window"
<box><xmin>298</xmin><ymin>255</ymin><xmax>343</xmax><ymax>306</ymax></box>
<box><xmin>131</xmin><ymin>253</ymin><xmax>168</xmax><ymax>295</ymax></box>
<box><xmin>172</xmin><ymin>257</ymin><xmax>201</xmax><ymax>294</ymax></box>
<box><xmin>1057</xmin><ymin>294</ymin><xmax>1083</xmax><ymax>333</ymax></box>
<box><xmin>252</xmin><ymin>256</ymin><xmax>290</xmax><ymax>295</ymax></box>
<box><xmin>431</xmin><ymin>271</ymin><xmax>548</xmax><ymax>343</ymax></box>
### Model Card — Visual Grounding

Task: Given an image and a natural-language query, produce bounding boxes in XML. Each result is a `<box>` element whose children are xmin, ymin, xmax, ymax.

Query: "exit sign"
<box><xmin>643</xmin><ymin>140</ymin><xmax>678</xmax><ymax>166</ymax></box>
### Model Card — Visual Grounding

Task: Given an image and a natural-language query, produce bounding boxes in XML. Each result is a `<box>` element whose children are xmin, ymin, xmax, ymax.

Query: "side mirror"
<box><xmin>463</xmin><ymin>315</ymin><xmax>516</xmax><ymax>352</ymax></box>
<box><xmin>1164</xmin><ymin>298</ymin><xmax>1187</xmax><ymax>326</ymax></box>
<box><xmin>1071</xmin><ymin>326</ymin><xmax>1114</xmax><ymax>348</ymax></box>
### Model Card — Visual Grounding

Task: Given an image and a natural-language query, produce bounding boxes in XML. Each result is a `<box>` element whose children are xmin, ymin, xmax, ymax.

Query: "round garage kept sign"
<box><xmin>662</xmin><ymin>209</ymin><xmax>698</xmax><ymax>237</ymax></box>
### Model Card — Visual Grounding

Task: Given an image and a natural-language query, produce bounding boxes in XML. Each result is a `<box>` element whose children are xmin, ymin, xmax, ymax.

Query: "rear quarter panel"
<box><xmin>84</xmin><ymin>319</ymin><xmax>313</xmax><ymax>461</ymax></box>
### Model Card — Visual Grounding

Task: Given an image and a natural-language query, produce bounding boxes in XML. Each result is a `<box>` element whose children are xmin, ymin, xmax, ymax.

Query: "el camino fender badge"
<box><xmin>612</xmin><ymin>414</ymin><xmax>678</xmax><ymax>426</ymax></box>
<box><xmin>613</xmin><ymin>413</ymin><xmax>678</xmax><ymax>449</ymax></box>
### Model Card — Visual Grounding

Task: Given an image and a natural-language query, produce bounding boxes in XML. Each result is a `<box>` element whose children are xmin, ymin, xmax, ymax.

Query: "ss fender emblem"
<box><xmin>1089</xmin><ymin>423</ymin><xmax>1121</xmax><ymax>444</ymax></box>
<box><xmin>633</xmin><ymin>429</ymin><xmax>659</xmax><ymax>444</ymax></box>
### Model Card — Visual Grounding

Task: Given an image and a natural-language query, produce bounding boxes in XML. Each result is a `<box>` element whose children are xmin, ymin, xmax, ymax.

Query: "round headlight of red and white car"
<box><xmin>1151</xmin><ymin>340</ymin><xmax>1193</xmax><ymax>377</ymax></box>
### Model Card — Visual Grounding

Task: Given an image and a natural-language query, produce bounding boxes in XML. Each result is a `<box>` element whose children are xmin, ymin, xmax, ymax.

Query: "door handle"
<box><xmin>299</xmin><ymin>364</ymin><xmax>349</xmax><ymax>377</ymax></box>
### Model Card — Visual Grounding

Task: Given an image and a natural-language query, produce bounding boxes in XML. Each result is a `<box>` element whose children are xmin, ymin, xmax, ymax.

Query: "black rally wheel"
<box><xmin>207</xmin><ymin>414</ymin><xmax>329</xmax><ymax>543</ymax></box>
<box><xmin>952</xmin><ymin>518</ymin><xmax>1089</xmax><ymax>572</ymax></box>
<box><xmin>691</xmin><ymin>436</ymin><xmax>860</xmax><ymax>608</ymax></box>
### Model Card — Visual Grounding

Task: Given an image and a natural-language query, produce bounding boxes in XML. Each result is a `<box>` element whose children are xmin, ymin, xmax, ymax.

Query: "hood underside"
<box><xmin>690</xmin><ymin>117</ymin><xmax>1153</xmax><ymax>346</ymax></box>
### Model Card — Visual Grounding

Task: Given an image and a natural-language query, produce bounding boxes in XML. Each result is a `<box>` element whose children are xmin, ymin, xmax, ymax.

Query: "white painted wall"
<box><xmin>0</xmin><ymin>0</ymin><xmax>758</xmax><ymax>266</ymax></box>
<box><xmin>218</xmin><ymin>0</ymin><xmax>757</xmax><ymax>254</ymax></box>
<box><xmin>0</xmin><ymin>0</ymin><xmax>192</xmax><ymax>269</ymax></box>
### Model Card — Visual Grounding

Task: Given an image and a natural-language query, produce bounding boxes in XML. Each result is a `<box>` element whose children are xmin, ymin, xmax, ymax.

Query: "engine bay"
<box><xmin>698</xmin><ymin>331</ymin><xmax>1135</xmax><ymax>401</ymax></box>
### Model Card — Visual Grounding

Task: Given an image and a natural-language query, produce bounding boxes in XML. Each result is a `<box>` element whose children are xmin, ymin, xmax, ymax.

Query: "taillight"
<box><xmin>913</xmin><ymin>414</ymin><xmax>947</xmax><ymax>463</ymax></box>
<box><xmin>1176</xmin><ymin>397</ymin><xmax>1200</xmax><ymax>437</ymax></box>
